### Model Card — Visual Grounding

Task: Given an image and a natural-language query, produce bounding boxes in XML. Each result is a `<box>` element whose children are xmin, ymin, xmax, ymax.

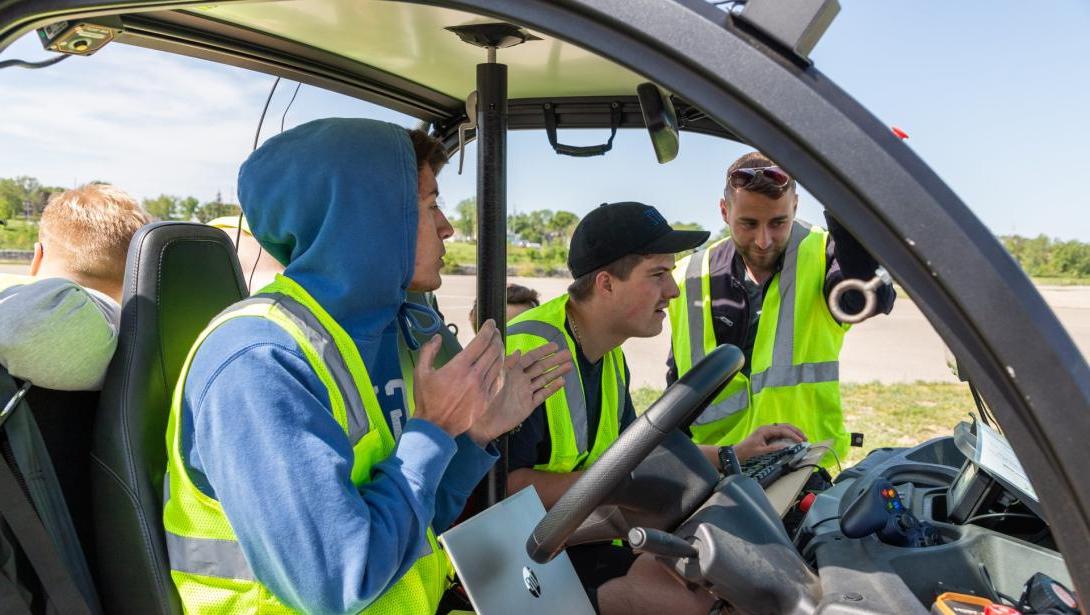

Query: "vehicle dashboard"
<box><xmin>795</xmin><ymin>428</ymin><xmax>1068</xmax><ymax>612</ymax></box>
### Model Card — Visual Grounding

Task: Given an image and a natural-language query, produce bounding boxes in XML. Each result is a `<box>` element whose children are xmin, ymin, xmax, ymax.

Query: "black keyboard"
<box><xmin>738</xmin><ymin>442</ymin><xmax>810</xmax><ymax>487</ymax></box>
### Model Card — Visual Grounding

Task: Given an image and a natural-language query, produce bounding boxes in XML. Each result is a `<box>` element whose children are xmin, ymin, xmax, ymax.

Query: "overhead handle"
<box><xmin>543</xmin><ymin>102</ymin><xmax>621</xmax><ymax>157</ymax></box>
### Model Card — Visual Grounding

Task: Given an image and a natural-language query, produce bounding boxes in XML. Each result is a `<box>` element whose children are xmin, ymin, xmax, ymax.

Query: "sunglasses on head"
<box><xmin>727</xmin><ymin>166</ymin><xmax>791</xmax><ymax>190</ymax></box>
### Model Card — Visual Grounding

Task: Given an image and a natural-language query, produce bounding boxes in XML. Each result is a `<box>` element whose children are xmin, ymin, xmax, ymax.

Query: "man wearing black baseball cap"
<box><xmin>504</xmin><ymin>202</ymin><xmax>804</xmax><ymax>615</ymax></box>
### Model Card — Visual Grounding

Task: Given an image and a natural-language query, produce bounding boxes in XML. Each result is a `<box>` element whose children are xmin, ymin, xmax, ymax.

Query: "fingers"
<box><xmin>415</xmin><ymin>335</ymin><xmax>442</xmax><ymax>374</ymax></box>
<box><xmin>458</xmin><ymin>319</ymin><xmax>498</xmax><ymax>366</ymax></box>
<box><xmin>523</xmin><ymin>347</ymin><xmax>573</xmax><ymax>380</ymax></box>
<box><xmin>488</xmin><ymin>327</ymin><xmax>504</xmax><ymax>395</ymax></box>
<box><xmin>520</xmin><ymin>342</ymin><xmax>559</xmax><ymax>367</ymax></box>
<box><xmin>531</xmin><ymin>375</ymin><xmax>566</xmax><ymax>406</ymax></box>
<box><xmin>770</xmin><ymin>422</ymin><xmax>807</xmax><ymax>441</ymax></box>
<box><xmin>486</xmin><ymin>366</ymin><xmax>504</xmax><ymax>400</ymax></box>
<box><xmin>480</xmin><ymin>342</ymin><xmax>504</xmax><ymax>396</ymax></box>
<box><xmin>529</xmin><ymin>361</ymin><xmax>571</xmax><ymax>391</ymax></box>
<box><xmin>504</xmin><ymin>350</ymin><xmax>522</xmax><ymax>371</ymax></box>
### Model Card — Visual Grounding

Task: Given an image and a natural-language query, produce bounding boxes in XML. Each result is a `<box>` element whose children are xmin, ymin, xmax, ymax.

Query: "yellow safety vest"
<box><xmin>668</xmin><ymin>222</ymin><xmax>850</xmax><ymax>463</ymax></box>
<box><xmin>506</xmin><ymin>294</ymin><xmax>627</xmax><ymax>473</ymax></box>
<box><xmin>163</xmin><ymin>274</ymin><xmax>450</xmax><ymax>614</ymax></box>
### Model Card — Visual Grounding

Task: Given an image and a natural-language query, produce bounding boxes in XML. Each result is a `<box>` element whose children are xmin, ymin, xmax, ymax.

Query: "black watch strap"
<box><xmin>718</xmin><ymin>445</ymin><xmax>741</xmax><ymax>476</ymax></box>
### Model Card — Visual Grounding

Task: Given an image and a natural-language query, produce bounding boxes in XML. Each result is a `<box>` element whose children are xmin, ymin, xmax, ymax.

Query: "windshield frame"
<box><xmin>2</xmin><ymin>0</ymin><xmax>1088</xmax><ymax>593</ymax></box>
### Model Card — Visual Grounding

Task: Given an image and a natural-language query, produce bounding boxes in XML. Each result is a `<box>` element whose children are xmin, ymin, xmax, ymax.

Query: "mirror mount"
<box><xmin>636</xmin><ymin>82</ymin><xmax>680</xmax><ymax>164</ymax></box>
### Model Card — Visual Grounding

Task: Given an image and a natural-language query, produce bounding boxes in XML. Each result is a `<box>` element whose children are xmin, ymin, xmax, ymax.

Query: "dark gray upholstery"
<box><xmin>26</xmin><ymin>387</ymin><xmax>100</xmax><ymax>561</ymax></box>
<box><xmin>91</xmin><ymin>222</ymin><xmax>247</xmax><ymax>614</ymax></box>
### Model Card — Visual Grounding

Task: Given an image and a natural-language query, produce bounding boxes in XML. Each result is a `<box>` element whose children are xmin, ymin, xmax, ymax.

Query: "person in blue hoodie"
<box><xmin>162</xmin><ymin>118</ymin><xmax>570</xmax><ymax>614</ymax></box>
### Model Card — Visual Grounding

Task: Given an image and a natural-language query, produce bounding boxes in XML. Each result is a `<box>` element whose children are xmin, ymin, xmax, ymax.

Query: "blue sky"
<box><xmin>1</xmin><ymin>1</ymin><xmax>1088</xmax><ymax>239</ymax></box>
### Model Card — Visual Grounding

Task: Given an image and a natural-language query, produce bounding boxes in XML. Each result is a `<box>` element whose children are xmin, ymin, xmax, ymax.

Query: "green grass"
<box><xmin>1031</xmin><ymin>277</ymin><xmax>1090</xmax><ymax>286</ymax></box>
<box><xmin>631</xmin><ymin>381</ymin><xmax>974</xmax><ymax>470</ymax></box>
<box><xmin>444</xmin><ymin>240</ymin><xmax>569</xmax><ymax>276</ymax></box>
<box><xmin>0</xmin><ymin>219</ymin><xmax>38</xmax><ymax>251</ymax></box>
<box><xmin>838</xmin><ymin>382</ymin><xmax>973</xmax><ymax>467</ymax></box>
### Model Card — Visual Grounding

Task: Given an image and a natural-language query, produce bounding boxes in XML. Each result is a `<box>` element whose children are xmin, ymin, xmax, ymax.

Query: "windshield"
<box><xmin>3</xmin><ymin>1</ymin><xmax>1088</xmax><ymax>611</ymax></box>
<box><xmin>3</xmin><ymin>4</ymin><xmax>1087</xmax><ymax>466</ymax></box>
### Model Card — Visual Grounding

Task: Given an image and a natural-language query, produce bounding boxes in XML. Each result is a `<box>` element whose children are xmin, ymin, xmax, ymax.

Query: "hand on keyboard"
<box><xmin>740</xmin><ymin>442</ymin><xmax>812</xmax><ymax>488</ymax></box>
<box><xmin>735</xmin><ymin>423</ymin><xmax>807</xmax><ymax>462</ymax></box>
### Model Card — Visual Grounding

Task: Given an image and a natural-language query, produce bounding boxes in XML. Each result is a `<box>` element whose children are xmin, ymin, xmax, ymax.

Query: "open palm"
<box><xmin>469</xmin><ymin>342</ymin><xmax>572</xmax><ymax>442</ymax></box>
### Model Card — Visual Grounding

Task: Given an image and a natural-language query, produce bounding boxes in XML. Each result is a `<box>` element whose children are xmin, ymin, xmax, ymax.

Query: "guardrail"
<box><xmin>0</xmin><ymin>250</ymin><xmax>33</xmax><ymax>262</ymax></box>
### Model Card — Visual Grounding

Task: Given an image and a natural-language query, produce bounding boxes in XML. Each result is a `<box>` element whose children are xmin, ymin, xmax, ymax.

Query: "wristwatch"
<box><xmin>717</xmin><ymin>445</ymin><xmax>741</xmax><ymax>476</ymax></box>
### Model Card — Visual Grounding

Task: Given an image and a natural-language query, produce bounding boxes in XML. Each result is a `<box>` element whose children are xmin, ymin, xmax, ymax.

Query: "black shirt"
<box><xmin>739</xmin><ymin>273</ymin><xmax>764</xmax><ymax>376</ymax></box>
<box><xmin>508</xmin><ymin>319</ymin><xmax>637</xmax><ymax>471</ymax></box>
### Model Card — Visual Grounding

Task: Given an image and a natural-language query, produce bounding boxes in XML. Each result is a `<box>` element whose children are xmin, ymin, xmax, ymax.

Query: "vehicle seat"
<box><xmin>26</xmin><ymin>386</ymin><xmax>100</xmax><ymax>562</ymax></box>
<box><xmin>91</xmin><ymin>222</ymin><xmax>247</xmax><ymax>615</ymax></box>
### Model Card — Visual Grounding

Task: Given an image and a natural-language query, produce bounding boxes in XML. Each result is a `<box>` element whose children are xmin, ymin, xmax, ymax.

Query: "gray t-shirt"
<box><xmin>0</xmin><ymin>274</ymin><xmax>120</xmax><ymax>391</ymax></box>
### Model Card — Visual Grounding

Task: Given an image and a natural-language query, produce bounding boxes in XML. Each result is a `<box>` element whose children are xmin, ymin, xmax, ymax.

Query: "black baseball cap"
<box><xmin>567</xmin><ymin>202</ymin><xmax>710</xmax><ymax>278</ymax></box>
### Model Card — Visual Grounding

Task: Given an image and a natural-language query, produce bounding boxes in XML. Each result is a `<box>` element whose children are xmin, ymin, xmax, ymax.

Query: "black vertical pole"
<box><xmin>476</xmin><ymin>57</ymin><xmax>508</xmax><ymax>506</ymax></box>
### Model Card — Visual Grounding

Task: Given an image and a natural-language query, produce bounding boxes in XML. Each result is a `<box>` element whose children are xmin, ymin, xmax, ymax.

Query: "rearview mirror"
<box><xmin>637</xmin><ymin>83</ymin><xmax>680</xmax><ymax>164</ymax></box>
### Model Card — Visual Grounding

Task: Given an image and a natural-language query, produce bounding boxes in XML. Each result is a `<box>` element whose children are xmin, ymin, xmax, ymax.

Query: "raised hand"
<box><xmin>467</xmin><ymin>342</ymin><xmax>572</xmax><ymax>446</ymax></box>
<box><xmin>412</xmin><ymin>319</ymin><xmax>504</xmax><ymax>438</ymax></box>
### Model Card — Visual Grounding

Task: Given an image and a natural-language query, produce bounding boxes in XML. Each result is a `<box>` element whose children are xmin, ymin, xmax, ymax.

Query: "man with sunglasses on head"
<box><xmin>667</xmin><ymin>152</ymin><xmax>895</xmax><ymax>467</ymax></box>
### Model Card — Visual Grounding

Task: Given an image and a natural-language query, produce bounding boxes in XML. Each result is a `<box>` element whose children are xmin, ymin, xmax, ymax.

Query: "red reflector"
<box><xmin>891</xmin><ymin>126</ymin><xmax>909</xmax><ymax>140</ymax></box>
<box><xmin>799</xmin><ymin>492</ymin><xmax>817</xmax><ymax>513</ymax></box>
<box><xmin>984</xmin><ymin>605</ymin><xmax>1020</xmax><ymax>615</ymax></box>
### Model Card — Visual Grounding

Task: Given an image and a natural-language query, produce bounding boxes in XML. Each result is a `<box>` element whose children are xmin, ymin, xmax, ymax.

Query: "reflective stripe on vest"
<box><xmin>165</xmin><ymin>531</ymin><xmax>253</xmax><ymax>581</ymax></box>
<box><xmin>506</xmin><ymin>294</ymin><xmax>626</xmax><ymax>472</ymax></box>
<box><xmin>684</xmin><ymin>252</ymin><xmax>707</xmax><ymax>365</ymax></box>
<box><xmin>692</xmin><ymin>389</ymin><xmax>749</xmax><ymax>426</ymax></box>
<box><xmin>163</xmin><ymin>274</ymin><xmax>449</xmax><ymax>614</ymax></box>
<box><xmin>750</xmin><ymin>361</ymin><xmax>839</xmax><ymax>395</ymax></box>
<box><xmin>689</xmin><ymin>223</ymin><xmax>837</xmax><ymax>391</ymax></box>
<box><xmin>675</xmin><ymin>222</ymin><xmax>847</xmax><ymax>457</ymax></box>
<box><xmin>754</xmin><ymin>221</ymin><xmax>840</xmax><ymax>387</ymax></box>
<box><xmin>506</xmin><ymin>319</ymin><xmax>593</xmax><ymax>454</ymax></box>
<box><xmin>240</xmin><ymin>294</ymin><xmax>371</xmax><ymax>442</ymax></box>
<box><xmin>770</xmin><ymin>222</ymin><xmax>809</xmax><ymax>370</ymax></box>
<box><xmin>164</xmin><ymin>292</ymin><xmax>372</xmax><ymax>581</ymax></box>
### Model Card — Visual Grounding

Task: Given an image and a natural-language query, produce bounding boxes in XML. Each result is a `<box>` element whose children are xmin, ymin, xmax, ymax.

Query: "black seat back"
<box><xmin>91</xmin><ymin>222</ymin><xmax>247</xmax><ymax>614</ymax></box>
<box><xmin>26</xmin><ymin>387</ymin><xmax>100</xmax><ymax>561</ymax></box>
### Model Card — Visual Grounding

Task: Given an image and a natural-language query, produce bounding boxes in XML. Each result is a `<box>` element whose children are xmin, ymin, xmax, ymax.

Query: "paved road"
<box><xmin>8</xmin><ymin>261</ymin><xmax>1086</xmax><ymax>388</ymax></box>
<box><xmin>432</xmin><ymin>275</ymin><xmax>1090</xmax><ymax>389</ymax></box>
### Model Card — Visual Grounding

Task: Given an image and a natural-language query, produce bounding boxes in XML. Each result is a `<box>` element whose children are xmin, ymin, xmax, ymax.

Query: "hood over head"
<box><xmin>237</xmin><ymin>118</ymin><xmax>418</xmax><ymax>365</ymax></box>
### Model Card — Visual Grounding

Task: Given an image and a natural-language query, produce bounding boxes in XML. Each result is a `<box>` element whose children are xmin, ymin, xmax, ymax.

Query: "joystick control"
<box><xmin>840</xmin><ymin>480</ymin><xmax>942</xmax><ymax>547</ymax></box>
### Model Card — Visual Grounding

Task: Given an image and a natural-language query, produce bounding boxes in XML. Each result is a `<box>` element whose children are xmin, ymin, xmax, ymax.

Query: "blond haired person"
<box><xmin>0</xmin><ymin>184</ymin><xmax>150</xmax><ymax>390</ymax></box>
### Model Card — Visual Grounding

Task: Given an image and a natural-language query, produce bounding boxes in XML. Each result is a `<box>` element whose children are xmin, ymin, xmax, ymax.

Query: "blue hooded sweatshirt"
<box><xmin>178</xmin><ymin>118</ymin><xmax>495</xmax><ymax>614</ymax></box>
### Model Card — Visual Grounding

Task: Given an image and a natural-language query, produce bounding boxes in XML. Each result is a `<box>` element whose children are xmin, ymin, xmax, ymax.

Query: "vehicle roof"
<box><xmin>4</xmin><ymin>0</ymin><xmax>1090</xmax><ymax>595</ymax></box>
<box><xmin>91</xmin><ymin>1</ymin><xmax>737</xmax><ymax>143</ymax></box>
<box><xmin>201</xmin><ymin>1</ymin><xmax>645</xmax><ymax>101</ymax></box>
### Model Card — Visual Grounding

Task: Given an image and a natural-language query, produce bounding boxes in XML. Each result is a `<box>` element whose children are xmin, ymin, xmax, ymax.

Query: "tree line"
<box><xmin>453</xmin><ymin>197</ymin><xmax>582</xmax><ymax>245</ymax></box>
<box><xmin>0</xmin><ymin>176</ymin><xmax>68</xmax><ymax>220</ymax></box>
<box><xmin>0</xmin><ymin>175</ymin><xmax>240</xmax><ymax>224</ymax></box>
<box><xmin>1000</xmin><ymin>235</ymin><xmax>1090</xmax><ymax>279</ymax></box>
<box><xmin>141</xmin><ymin>191</ymin><xmax>241</xmax><ymax>223</ymax></box>
<box><xmin>451</xmin><ymin>197</ymin><xmax>703</xmax><ymax>246</ymax></box>
<box><xmin>5</xmin><ymin>177</ymin><xmax>1090</xmax><ymax>279</ymax></box>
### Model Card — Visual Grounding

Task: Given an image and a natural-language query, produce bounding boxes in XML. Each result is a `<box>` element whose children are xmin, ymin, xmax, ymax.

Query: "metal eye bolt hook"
<box><xmin>828</xmin><ymin>267</ymin><xmax>892</xmax><ymax>324</ymax></box>
<box><xmin>457</xmin><ymin>90</ymin><xmax>478</xmax><ymax>175</ymax></box>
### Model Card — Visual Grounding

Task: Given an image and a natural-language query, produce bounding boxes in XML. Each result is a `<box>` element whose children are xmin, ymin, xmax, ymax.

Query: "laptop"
<box><xmin>439</xmin><ymin>487</ymin><xmax>595</xmax><ymax>615</ymax></box>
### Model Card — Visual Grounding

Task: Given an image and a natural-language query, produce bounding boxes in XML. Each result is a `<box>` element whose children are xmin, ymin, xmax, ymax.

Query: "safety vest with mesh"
<box><xmin>668</xmin><ymin>222</ymin><xmax>850</xmax><ymax>462</ymax></box>
<box><xmin>506</xmin><ymin>294</ymin><xmax>627</xmax><ymax>473</ymax></box>
<box><xmin>163</xmin><ymin>274</ymin><xmax>450</xmax><ymax>614</ymax></box>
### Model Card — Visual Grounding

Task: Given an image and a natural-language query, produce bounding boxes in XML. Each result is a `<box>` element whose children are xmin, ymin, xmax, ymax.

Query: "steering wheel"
<box><xmin>526</xmin><ymin>344</ymin><xmax>745</xmax><ymax>563</ymax></box>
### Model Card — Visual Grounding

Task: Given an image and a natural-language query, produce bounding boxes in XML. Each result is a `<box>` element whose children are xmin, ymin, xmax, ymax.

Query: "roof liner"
<box><xmin>192</xmin><ymin>0</ymin><xmax>646</xmax><ymax>100</ymax></box>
